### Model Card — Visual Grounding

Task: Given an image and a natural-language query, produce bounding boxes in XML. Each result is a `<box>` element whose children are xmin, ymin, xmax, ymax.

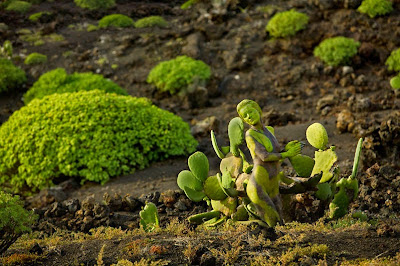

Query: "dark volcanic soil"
<box><xmin>1</xmin><ymin>0</ymin><xmax>400</xmax><ymax>265</ymax></box>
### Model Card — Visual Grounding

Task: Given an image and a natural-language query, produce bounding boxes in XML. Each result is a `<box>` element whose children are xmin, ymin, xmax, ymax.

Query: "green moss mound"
<box><xmin>314</xmin><ymin>37</ymin><xmax>360</xmax><ymax>66</ymax></box>
<box><xmin>0</xmin><ymin>58</ymin><xmax>26</xmax><ymax>94</ymax></box>
<box><xmin>24</xmin><ymin>52</ymin><xmax>47</xmax><ymax>65</ymax></box>
<box><xmin>98</xmin><ymin>14</ymin><xmax>134</xmax><ymax>28</ymax></box>
<box><xmin>23</xmin><ymin>68</ymin><xmax>128</xmax><ymax>104</ymax></box>
<box><xmin>357</xmin><ymin>0</ymin><xmax>393</xmax><ymax>18</ymax></box>
<box><xmin>0</xmin><ymin>191</ymin><xmax>36</xmax><ymax>254</ymax></box>
<box><xmin>266</xmin><ymin>9</ymin><xmax>309</xmax><ymax>38</ymax></box>
<box><xmin>134</xmin><ymin>16</ymin><xmax>168</xmax><ymax>28</ymax></box>
<box><xmin>147</xmin><ymin>55</ymin><xmax>211</xmax><ymax>94</ymax></box>
<box><xmin>28</xmin><ymin>11</ymin><xmax>52</xmax><ymax>22</ymax></box>
<box><xmin>74</xmin><ymin>0</ymin><xmax>115</xmax><ymax>10</ymax></box>
<box><xmin>5</xmin><ymin>1</ymin><xmax>31</xmax><ymax>13</ymax></box>
<box><xmin>385</xmin><ymin>48</ymin><xmax>400</xmax><ymax>72</ymax></box>
<box><xmin>0</xmin><ymin>90</ymin><xmax>198</xmax><ymax>192</ymax></box>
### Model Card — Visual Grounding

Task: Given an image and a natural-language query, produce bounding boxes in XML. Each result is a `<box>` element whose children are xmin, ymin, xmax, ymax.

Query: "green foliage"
<box><xmin>134</xmin><ymin>16</ymin><xmax>168</xmax><ymax>28</ymax></box>
<box><xmin>314</xmin><ymin>37</ymin><xmax>360</xmax><ymax>66</ymax></box>
<box><xmin>266</xmin><ymin>9</ymin><xmax>309</xmax><ymax>38</ymax></box>
<box><xmin>23</xmin><ymin>68</ymin><xmax>127</xmax><ymax>104</ymax></box>
<box><xmin>0</xmin><ymin>58</ymin><xmax>26</xmax><ymax>94</ymax></box>
<box><xmin>98</xmin><ymin>14</ymin><xmax>134</xmax><ymax>28</ymax></box>
<box><xmin>24</xmin><ymin>52</ymin><xmax>47</xmax><ymax>65</ymax></box>
<box><xmin>0</xmin><ymin>40</ymin><xmax>13</xmax><ymax>58</ymax></box>
<box><xmin>139</xmin><ymin>202</ymin><xmax>160</xmax><ymax>232</ymax></box>
<box><xmin>147</xmin><ymin>55</ymin><xmax>211</xmax><ymax>94</ymax></box>
<box><xmin>390</xmin><ymin>75</ymin><xmax>400</xmax><ymax>90</ymax></box>
<box><xmin>0</xmin><ymin>90</ymin><xmax>198</xmax><ymax>192</ymax></box>
<box><xmin>74</xmin><ymin>0</ymin><xmax>115</xmax><ymax>10</ymax></box>
<box><xmin>357</xmin><ymin>0</ymin><xmax>393</xmax><ymax>18</ymax></box>
<box><xmin>0</xmin><ymin>191</ymin><xmax>37</xmax><ymax>254</ymax></box>
<box><xmin>385</xmin><ymin>48</ymin><xmax>400</xmax><ymax>72</ymax></box>
<box><xmin>28</xmin><ymin>11</ymin><xmax>52</xmax><ymax>22</ymax></box>
<box><xmin>5</xmin><ymin>1</ymin><xmax>31</xmax><ymax>13</ymax></box>
<box><xmin>181</xmin><ymin>0</ymin><xmax>198</xmax><ymax>9</ymax></box>
<box><xmin>306</xmin><ymin>122</ymin><xmax>328</xmax><ymax>150</ymax></box>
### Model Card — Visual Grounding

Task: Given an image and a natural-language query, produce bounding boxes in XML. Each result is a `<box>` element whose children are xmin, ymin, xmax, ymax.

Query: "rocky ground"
<box><xmin>1</xmin><ymin>0</ymin><xmax>400</xmax><ymax>265</ymax></box>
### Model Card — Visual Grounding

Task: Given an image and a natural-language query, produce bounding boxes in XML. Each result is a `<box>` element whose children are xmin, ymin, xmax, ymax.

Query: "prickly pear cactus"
<box><xmin>306</xmin><ymin>122</ymin><xmax>328</xmax><ymax>150</ymax></box>
<box><xmin>228</xmin><ymin>117</ymin><xmax>244</xmax><ymax>156</ymax></box>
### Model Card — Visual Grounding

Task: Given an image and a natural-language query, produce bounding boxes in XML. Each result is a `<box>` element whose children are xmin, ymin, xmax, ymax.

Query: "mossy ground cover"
<box><xmin>1</xmin><ymin>0</ymin><xmax>400</xmax><ymax>264</ymax></box>
<box><xmin>3</xmin><ymin>215</ymin><xmax>399</xmax><ymax>265</ymax></box>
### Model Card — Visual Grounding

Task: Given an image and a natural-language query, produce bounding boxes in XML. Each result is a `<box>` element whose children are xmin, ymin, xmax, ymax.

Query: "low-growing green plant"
<box><xmin>24</xmin><ymin>52</ymin><xmax>47</xmax><ymax>65</ymax></box>
<box><xmin>390</xmin><ymin>74</ymin><xmax>400</xmax><ymax>90</ymax></box>
<box><xmin>28</xmin><ymin>11</ymin><xmax>52</xmax><ymax>22</ymax></box>
<box><xmin>23</xmin><ymin>68</ymin><xmax>127</xmax><ymax>104</ymax></box>
<box><xmin>178</xmin><ymin>100</ymin><xmax>362</xmax><ymax>228</ymax></box>
<box><xmin>0</xmin><ymin>90</ymin><xmax>198</xmax><ymax>192</ymax></box>
<box><xmin>385</xmin><ymin>48</ymin><xmax>400</xmax><ymax>72</ymax></box>
<box><xmin>314</xmin><ymin>36</ymin><xmax>360</xmax><ymax>66</ymax></box>
<box><xmin>5</xmin><ymin>1</ymin><xmax>31</xmax><ymax>13</ymax></box>
<box><xmin>181</xmin><ymin>0</ymin><xmax>198</xmax><ymax>9</ymax></box>
<box><xmin>0</xmin><ymin>40</ymin><xmax>13</xmax><ymax>59</ymax></box>
<box><xmin>98</xmin><ymin>14</ymin><xmax>134</xmax><ymax>28</ymax></box>
<box><xmin>139</xmin><ymin>203</ymin><xmax>160</xmax><ymax>232</ymax></box>
<box><xmin>74</xmin><ymin>0</ymin><xmax>115</xmax><ymax>10</ymax></box>
<box><xmin>134</xmin><ymin>16</ymin><xmax>168</xmax><ymax>28</ymax></box>
<box><xmin>0</xmin><ymin>191</ymin><xmax>37</xmax><ymax>254</ymax></box>
<box><xmin>0</xmin><ymin>58</ymin><xmax>26</xmax><ymax>94</ymax></box>
<box><xmin>266</xmin><ymin>9</ymin><xmax>309</xmax><ymax>38</ymax></box>
<box><xmin>357</xmin><ymin>0</ymin><xmax>393</xmax><ymax>18</ymax></box>
<box><xmin>147</xmin><ymin>55</ymin><xmax>211</xmax><ymax>95</ymax></box>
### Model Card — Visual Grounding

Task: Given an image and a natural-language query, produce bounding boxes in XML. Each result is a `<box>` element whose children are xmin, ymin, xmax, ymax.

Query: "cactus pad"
<box><xmin>211</xmin><ymin>197</ymin><xmax>238</xmax><ymax>216</ymax></box>
<box><xmin>289</xmin><ymin>154</ymin><xmax>315</xmax><ymax>177</ymax></box>
<box><xmin>306</xmin><ymin>123</ymin><xmax>329</xmax><ymax>150</ymax></box>
<box><xmin>203</xmin><ymin>175</ymin><xmax>227</xmax><ymax>200</ymax></box>
<box><xmin>188</xmin><ymin>151</ymin><xmax>209</xmax><ymax>182</ymax></box>
<box><xmin>311</xmin><ymin>148</ymin><xmax>338</xmax><ymax>183</ymax></box>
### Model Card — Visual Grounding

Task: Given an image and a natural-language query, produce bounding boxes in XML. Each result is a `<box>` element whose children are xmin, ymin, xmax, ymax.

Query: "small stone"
<box><xmin>64</xmin><ymin>199</ymin><xmax>80</xmax><ymax>214</ymax></box>
<box><xmin>336</xmin><ymin>109</ymin><xmax>355</xmax><ymax>133</ymax></box>
<box><xmin>81</xmin><ymin>195</ymin><xmax>95</xmax><ymax>212</ymax></box>
<box><xmin>316</xmin><ymin>94</ymin><xmax>336</xmax><ymax>111</ymax></box>
<box><xmin>191</xmin><ymin>116</ymin><xmax>219</xmax><ymax>137</ymax></box>
<box><xmin>174</xmin><ymin>200</ymin><xmax>188</xmax><ymax>211</ymax></box>
<box><xmin>342</xmin><ymin>66</ymin><xmax>354</xmax><ymax>76</ymax></box>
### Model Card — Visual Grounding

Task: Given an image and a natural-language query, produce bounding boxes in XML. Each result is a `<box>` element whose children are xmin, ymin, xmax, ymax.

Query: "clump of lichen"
<box><xmin>0</xmin><ymin>90</ymin><xmax>198</xmax><ymax>192</ymax></box>
<box><xmin>266</xmin><ymin>9</ymin><xmax>309</xmax><ymax>38</ymax></box>
<box><xmin>0</xmin><ymin>58</ymin><xmax>26</xmax><ymax>94</ymax></box>
<box><xmin>314</xmin><ymin>36</ymin><xmax>360</xmax><ymax>66</ymax></box>
<box><xmin>5</xmin><ymin>1</ymin><xmax>31</xmax><ymax>13</ymax></box>
<box><xmin>134</xmin><ymin>16</ymin><xmax>168</xmax><ymax>28</ymax></box>
<box><xmin>98</xmin><ymin>14</ymin><xmax>134</xmax><ymax>28</ymax></box>
<box><xmin>0</xmin><ymin>191</ymin><xmax>37</xmax><ymax>254</ymax></box>
<box><xmin>24</xmin><ymin>52</ymin><xmax>47</xmax><ymax>65</ymax></box>
<box><xmin>147</xmin><ymin>55</ymin><xmax>211</xmax><ymax>94</ymax></box>
<box><xmin>385</xmin><ymin>48</ymin><xmax>400</xmax><ymax>72</ymax></box>
<box><xmin>23</xmin><ymin>68</ymin><xmax>127</xmax><ymax>104</ymax></box>
<box><xmin>74</xmin><ymin>0</ymin><xmax>115</xmax><ymax>10</ymax></box>
<box><xmin>357</xmin><ymin>0</ymin><xmax>393</xmax><ymax>18</ymax></box>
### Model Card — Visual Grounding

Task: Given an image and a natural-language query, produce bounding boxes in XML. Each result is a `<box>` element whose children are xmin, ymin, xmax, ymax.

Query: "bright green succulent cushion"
<box><xmin>0</xmin><ymin>90</ymin><xmax>198</xmax><ymax>192</ymax></box>
<box><xmin>23</xmin><ymin>68</ymin><xmax>128</xmax><ymax>104</ymax></box>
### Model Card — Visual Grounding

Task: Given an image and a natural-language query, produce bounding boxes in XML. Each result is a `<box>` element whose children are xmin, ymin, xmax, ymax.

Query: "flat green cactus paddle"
<box><xmin>177</xmin><ymin>170</ymin><xmax>206</xmax><ymax>202</ymax></box>
<box><xmin>188</xmin><ymin>210</ymin><xmax>221</xmax><ymax>224</ymax></box>
<box><xmin>311</xmin><ymin>147</ymin><xmax>338</xmax><ymax>183</ymax></box>
<box><xmin>306</xmin><ymin>123</ymin><xmax>329</xmax><ymax>150</ymax></box>
<box><xmin>203</xmin><ymin>175</ymin><xmax>227</xmax><ymax>200</ymax></box>
<box><xmin>188</xmin><ymin>151</ymin><xmax>209</xmax><ymax>182</ymax></box>
<box><xmin>139</xmin><ymin>202</ymin><xmax>160</xmax><ymax>232</ymax></box>
<box><xmin>228</xmin><ymin>117</ymin><xmax>244</xmax><ymax>156</ymax></box>
<box><xmin>289</xmin><ymin>154</ymin><xmax>315</xmax><ymax>177</ymax></box>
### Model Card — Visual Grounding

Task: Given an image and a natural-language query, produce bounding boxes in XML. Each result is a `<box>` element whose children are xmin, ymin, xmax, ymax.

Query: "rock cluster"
<box><xmin>33</xmin><ymin>190</ymin><xmax>207</xmax><ymax>234</ymax></box>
